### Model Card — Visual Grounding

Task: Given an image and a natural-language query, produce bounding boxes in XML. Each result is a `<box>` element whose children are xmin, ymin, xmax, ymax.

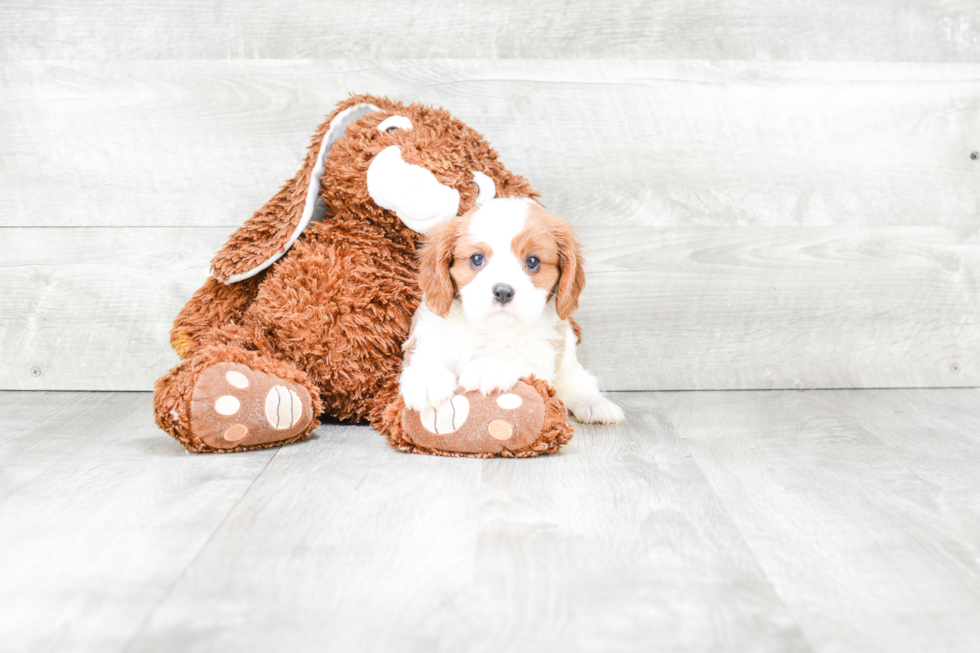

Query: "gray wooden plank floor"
<box><xmin>1</xmin><ymin>389</ymin><xmax>978</xmax><ymax>652</ymax></box>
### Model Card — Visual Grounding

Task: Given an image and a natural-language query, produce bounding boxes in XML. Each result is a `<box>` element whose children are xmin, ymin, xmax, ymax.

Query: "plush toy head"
<box><xmin>210</xmin><ymin>94</ymin><xmax>537</xmax><ymax>284</ymax></box>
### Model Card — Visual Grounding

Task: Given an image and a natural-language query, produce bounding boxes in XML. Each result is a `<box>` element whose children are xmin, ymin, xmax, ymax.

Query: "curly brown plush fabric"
<box><xmin>153</xmin><ymin>94</ymin><xmax>576</xmax><ymax>455</ymax></box>
<box><xmin>170</xmin><ymin>274</ymin><xmax>266</xmax><ymax>359</ymax></box>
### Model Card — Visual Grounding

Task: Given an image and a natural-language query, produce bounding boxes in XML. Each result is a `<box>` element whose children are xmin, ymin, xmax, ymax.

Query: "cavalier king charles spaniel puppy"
<box><xmin>399</xmin><ymin>197</ymin><xmax>624</xmax><ymax>424</ymax></box>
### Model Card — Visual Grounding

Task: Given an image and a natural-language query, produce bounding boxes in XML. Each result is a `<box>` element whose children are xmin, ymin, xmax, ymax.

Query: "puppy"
<box><xmin>399</xmin><ymin>197</ymin><xmax>624</xmax><ymax>424</ymax></box>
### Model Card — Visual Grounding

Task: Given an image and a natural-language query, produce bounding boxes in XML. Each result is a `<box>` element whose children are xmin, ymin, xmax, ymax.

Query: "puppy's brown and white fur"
<box><xmin>400</xmin><ymin>197</ymin><xmax>623</xmax><ymax>424</ymax></box>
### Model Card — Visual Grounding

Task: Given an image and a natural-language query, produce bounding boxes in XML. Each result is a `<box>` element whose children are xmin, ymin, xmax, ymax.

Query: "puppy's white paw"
<box><xmin>570</xmin><ymin>395</ymin><xmax>625</xmax><ymax>424</ymax></box>
<box><xmin>458</xmin><ymin>358</ymin><xmax>522</xmax><ymax>396</ymax></box>
<box><xmin>400</xmin><ymin>364</ymin><xmax>458</xmax><ymax>412</ymax></box>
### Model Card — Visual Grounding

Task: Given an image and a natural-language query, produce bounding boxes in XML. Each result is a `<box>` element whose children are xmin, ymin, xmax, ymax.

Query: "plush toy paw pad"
<box><xmin>496</xmin><ymin>393</ymin><xmax>522</xmax><ymax>410</ymax></box>
<box><xmin>223</xmin><ymin>423</ymin><xmax>249</xmax><ymax>442</ymax></box>
<box><xmin>214</xmin><ymin>395</ymin><xmax>241</xmax><ymax>415</ymax></box>
<box><xmin>487</xmin><ymin>419</ymin><xmax>514</xmax><ymax>440</ymax></box>
<box><xmin>265</xmin><ymin>385</ymin><xmax>303</xmax><ymax>430</ymax></box>
<box><xmin>225</xmin><ymin>370</ymin><xmax>250</xmax><ymax>388</ymax></box>
<box><xmin>190</xmin><ymin>362</ymin><xmax>314</xmax><ymax>450</ymax></box>
<box><xmin>401</xmin><ymin>381</ymin><xmax>545</xmax><ymax>455</ymax></box>
<box><xmin>419</xmin><ymin>395</ymin><xmax>470</xmax><ymax>435</ymax></box>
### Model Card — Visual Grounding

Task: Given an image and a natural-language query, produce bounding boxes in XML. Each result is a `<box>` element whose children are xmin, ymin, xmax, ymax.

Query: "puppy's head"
<box><xmin>418</xmin><ymin>197</ymin><xmax>585</xmax><ymax>323</ymax></box>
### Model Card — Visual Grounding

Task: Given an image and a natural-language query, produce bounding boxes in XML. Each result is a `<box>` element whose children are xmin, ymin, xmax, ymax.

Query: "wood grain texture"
<box><xmin>0</xmin><ymin>391</ymin><xmax>276</xmax><ymax>653</ymax></box>
<box><xmin>2</xmin><ymin>225</ymin><xmax>976</xmax><ymax>391</ymax></box>
<box><xmin>831</xmin><ymin>390</ymin><xmax>980</xmax><ymax>516</ymax></box>
<box><xmin>576</xmin><ymin>225</ymin><xmax>980</xmax><ymax>391</ymax></box>
<box><xmin>3</xmin><ymin>60</ymin><xmax>979</xmax><ymax>229</ymax></box>
<box><xmin>2</xmin><ymin>0</ymin><xmax>979</xmax><ymax>61</ymax></box>
<box><xmin>3</xmin><ymin>14</ymin><xmax>978</xmax><ymax>392</ymax></box>
<box><xmin>5</xmin><ymin>389</ymin><xmax>980</xmax><ymax>652</ymax></box>
<box><xmin>0</xmin><ymin>227</ymin><xmax>226</xmax><ymax>391</ymax></box>
<box><xmin>126</xmin><ymin>394</ymin><xmax>808</xmax><ymax>653</ymax></box>
<box><xmin>659</xmin><ymin>388</ymin><xmax>980</xmax><ymax>653</ymax></box>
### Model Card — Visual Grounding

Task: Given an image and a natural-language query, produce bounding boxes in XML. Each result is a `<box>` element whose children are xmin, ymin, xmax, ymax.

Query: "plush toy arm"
<box><xmin>170</xmin><ymin>275</ymin><xmax>263</xmax><ymax>359</ymax></box>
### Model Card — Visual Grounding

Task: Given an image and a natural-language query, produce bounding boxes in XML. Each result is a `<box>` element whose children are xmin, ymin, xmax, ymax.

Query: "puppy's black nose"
<box><xmin>492</xmin><ymin>283</ymin><xmax>515</xmax><ymax>305</ymax></box>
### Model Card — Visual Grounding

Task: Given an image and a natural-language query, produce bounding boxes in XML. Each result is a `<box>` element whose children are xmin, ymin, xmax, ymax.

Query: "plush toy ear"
<box><xmin>554</xmin><ymin>220</ymin><xmax>586</xmax><ymax>320</ymax></box>
<box><xmin>418</xmin><ymin>217</ymin><xmax>460</xmax><ymax>317</ymax></box>
<box><xmin>210</xmin><ymin>98</ymin><xmax>381</xmax><ymax>284</ymax></box>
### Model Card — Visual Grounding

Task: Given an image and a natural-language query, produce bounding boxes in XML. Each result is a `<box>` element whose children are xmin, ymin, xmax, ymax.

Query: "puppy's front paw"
<box><xmin>400</xmin><ymin>364</ymin><xmax>458</xmax><ymax>412</ymax></box>
<box><xmin>458</xmin><ymin>358</ymin><xmax>522</xmax><ymax>396</ymax></box>
<box><xmin>571</xmin><ymin>395</ymin><xmax>625</xmax><ymax>424</ymax></box>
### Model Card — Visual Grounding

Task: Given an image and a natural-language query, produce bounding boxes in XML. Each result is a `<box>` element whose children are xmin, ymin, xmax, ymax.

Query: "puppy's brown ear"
<box><xmin>554</xmin><ymin>220</ymin><xmax>586</xmax><ymax>321</ymax></box>
<box><xmin>418</xmin><ymin>218</ymin><xmax>459</xmax><ymax>317</ymax></box>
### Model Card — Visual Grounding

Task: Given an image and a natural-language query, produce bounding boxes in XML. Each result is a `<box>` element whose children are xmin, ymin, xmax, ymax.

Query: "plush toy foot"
<box><xmin>381</xmin><ymin>377</ymin><xmax>574</xmax><ymax>458</ymax></box>
<box><xmin>155</xmin><ymin>346</ymin><xmax>322</xmax><ymax>453</ymax></box>
<box><xmin>187</xmin><ymin>362</ymin><xmax>315</xmax><ymax>451</ymax></box>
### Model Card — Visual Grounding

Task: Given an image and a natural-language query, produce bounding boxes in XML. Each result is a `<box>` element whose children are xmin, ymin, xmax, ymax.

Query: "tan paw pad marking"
<box><xmin>225</xmin><ymin>370</ymin><xmax>250</xmax><ymax>388</ymax></box>
<box><xmin>488</xmin><ymin>419</ymin><xmax>514</xmax><ymax>440</ymax></box>
<box><xmin>420</xmin><ymin>395</ymin><xmax>470</xmax><ymax>435</ymax></box>
<box><xmin>265</xmin><ymin>385</ymin><xmax>303</xmax><ymax>430</ymax></box>
<box><xmin>214</xmin><ymin>395</ymin><xmax>241</xmax><ymax>416</ymax></box>
<box><xmin>223</xmin><ymin>424</ymin><xmax>249</xmax><ymax>442</ymax></box>
<box><xmin>496</xmin><ymin>393</ymin><xmax>522</xmax><ymax>410</ymax></box>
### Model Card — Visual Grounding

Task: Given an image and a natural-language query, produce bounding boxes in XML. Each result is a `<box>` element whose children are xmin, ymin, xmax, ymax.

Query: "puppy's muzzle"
<box><xmin>492</xmin><ymin>284</ymin><xmax>515</xmax><ymax>305</ymax></box>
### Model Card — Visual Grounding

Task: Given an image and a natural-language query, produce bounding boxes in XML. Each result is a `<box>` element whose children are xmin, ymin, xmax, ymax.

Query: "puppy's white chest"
<box><xmin>449</xmin><ymin>307</ymin><xmax>564</xmax><ymax>381</ymax></box>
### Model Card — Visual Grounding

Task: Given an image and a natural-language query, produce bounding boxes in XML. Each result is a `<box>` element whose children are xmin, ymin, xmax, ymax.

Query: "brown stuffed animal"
<box><xmin>153</xmin><ymin>94</ymin><xmax>574</xmax><ymax>456</ymax></box>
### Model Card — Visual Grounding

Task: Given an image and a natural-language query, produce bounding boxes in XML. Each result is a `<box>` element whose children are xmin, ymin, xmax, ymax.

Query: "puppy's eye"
<box><xmin>525</xmin><ymin>255</ymin><xmax>541</xmax><ymax>272</ymax></box>
<box><xmin>469</xmin><ymin>253</ymin><xmax>485</xmax><ymax>268</ymax></box>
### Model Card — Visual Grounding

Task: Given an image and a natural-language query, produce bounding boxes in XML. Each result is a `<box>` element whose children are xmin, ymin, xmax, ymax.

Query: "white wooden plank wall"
<box><xmin>3</xmin><ymin>1</ymin><xmax>980</xmax><ymax>61</ymax></box>
<box><xmin>1</xmin><ymin>2</ymin><xmax>978</xmax><ymax>391</ymax></box>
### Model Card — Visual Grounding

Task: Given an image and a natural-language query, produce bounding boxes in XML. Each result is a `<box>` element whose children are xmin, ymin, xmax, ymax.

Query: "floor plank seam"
<box><xmin>673</xmin><ymin>416</ymin><xmax>820</xmax><ymax>653</ymax></box>
<box><xmin>119</xmin><ymin>446</ymin><xmax>282</xmax><ymax>652</ymax></box>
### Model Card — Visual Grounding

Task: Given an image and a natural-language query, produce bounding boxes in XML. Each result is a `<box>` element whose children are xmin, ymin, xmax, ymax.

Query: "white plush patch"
<box><xmin>223</xmin><ymin>102</ymin><xmax>379</xmax><ymax>284</ymax></box>
<box><xmin>472</xmin><ymin>171</ymin><xmax>496</xmax><ymax>204</ymax></box>
<box><xmin>367</xmin><ymin>146</ymin><xmax>461</xmax><ymax>233</ymax></box>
